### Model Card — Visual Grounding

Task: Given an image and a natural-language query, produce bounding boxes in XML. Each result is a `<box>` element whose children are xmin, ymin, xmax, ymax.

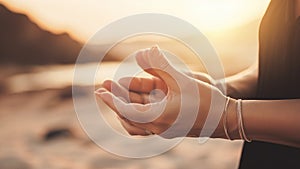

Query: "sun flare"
<box><xmin>0</xmin><ymin>0</ymin><xmax>270</xmax><ymax>42</ymax></box>
<box><xmin>182</xmin><ymin>0</ymin><xmax>270</xmax><ymax>31</ymax></box>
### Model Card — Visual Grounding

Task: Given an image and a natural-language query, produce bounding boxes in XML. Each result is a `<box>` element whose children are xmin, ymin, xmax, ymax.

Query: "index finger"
<box><xmin>118</xmin><ymin>77</ymin><xmax>168</xmax><ymax>94</ymax></box>
<box><xmin>95</xmin><ymin>88</ymin><xmax>166</xmax><ymax>123</ymax></box>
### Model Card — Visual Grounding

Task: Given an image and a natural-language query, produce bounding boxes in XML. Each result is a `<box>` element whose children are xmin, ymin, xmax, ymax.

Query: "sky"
<box><xmin>0</xmin><ymin>0</ymin><xmax>270</xmax><ymax>43</ymax></box>
<box><xmin>0</xmin><ymin>0</ymin><xmax>272</xmax><ymax>92</ymax></box>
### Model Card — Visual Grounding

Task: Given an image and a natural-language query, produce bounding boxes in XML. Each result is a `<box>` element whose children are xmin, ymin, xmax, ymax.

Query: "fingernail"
<box><xmin>94</xmin><ymin>91</ymin><xmax>102</xmax><ymax>98</ymax></box>
<box><xmin>150</xmin><ymin>45</ymin><xmax>160</xmax><ymax>56</ymax></box>
<box><xmin>135</xmin><ymin>51</ymin><xmax>149</xmax><ymax>68</ymax></box>
<box><xmin>95</xmin><ymin>91</ymin><xmax>107</xmax><ymax>100</ymax></box>
<box><xmin>101</xmin><ymin>79</ymin><xmax>111</xmax><ymax>89</ymax></box>
<box><xmin>94</xmin><ymin>88</ymin><xmax>106</xmax><ymax>95</ymax></box>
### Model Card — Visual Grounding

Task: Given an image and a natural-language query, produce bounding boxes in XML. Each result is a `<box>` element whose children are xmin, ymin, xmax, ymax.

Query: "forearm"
<box><xmin>225</xmin><ymin>99</ymin><xmax>300</xmax><ymax>148</ymax></box>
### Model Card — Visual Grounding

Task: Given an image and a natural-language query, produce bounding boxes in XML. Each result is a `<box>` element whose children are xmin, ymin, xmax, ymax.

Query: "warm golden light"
<box><xmin>0</xmin><ymin>0</ymin><xmax>270</xmax><ymax>43</ymax></box>
<box><xmin>182</xmin><ymin>0</ymin><xmax>270</xmax><ymax>31</ymax></box>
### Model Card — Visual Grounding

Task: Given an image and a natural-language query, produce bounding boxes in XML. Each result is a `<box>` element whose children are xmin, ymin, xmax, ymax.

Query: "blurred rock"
<box><xmin>0</xmin><ymin>156</ymin><xmax>31</xmax><ymax>169</ymax></box>
<box><xmin>0</xmin><ymin>4</ymin><xmax>82</xmax><ymax>65</ymax></box>
<box><xmin>58</xmin><ymin>86</ymin><xmax>74</xmax><ymax>100</ymax></box>
<box><xmin>58</xmin><ymin>85</ymin><xmax>91</xmax><ymax>100</ymax></box>
<box><xmin>43</xmin><ymin>127</ymin><xmax>74</xmax><ymax>141</ymax></box>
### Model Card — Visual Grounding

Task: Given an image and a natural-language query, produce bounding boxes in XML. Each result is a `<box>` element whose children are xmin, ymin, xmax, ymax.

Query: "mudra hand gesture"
<box><xmin>95</xmin><ymin>46</ymin><xmax>229</xmax><ymax>139</ymax></box>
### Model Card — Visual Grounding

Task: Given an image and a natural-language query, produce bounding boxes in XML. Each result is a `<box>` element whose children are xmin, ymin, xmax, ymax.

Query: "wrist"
<box><xmin>226</xmin><ymin>98</ymin><xmax>240</xmax><ymax>139</ymax></box>
<box><xmin>212</xmin><ymin>97</ymin><xmax>238</xmax><ymax>139</ymax></box>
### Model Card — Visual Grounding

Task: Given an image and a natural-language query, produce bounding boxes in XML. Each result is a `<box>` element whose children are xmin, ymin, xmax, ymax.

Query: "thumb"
<box><xmin>135</xmin><ymin>46</ymin><xmax>187</xmax><ymax>91</ymax></box>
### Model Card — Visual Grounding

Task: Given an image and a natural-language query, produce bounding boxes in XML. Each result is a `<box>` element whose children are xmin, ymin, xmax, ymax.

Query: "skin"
<box><xmin>96</xmin><ymin>2</ymin><xmax>300</xmax><ymax>148</ymax></box>
<box><xmin>97</xmin><ymin>46</ymin><xmax>220</xmax><ymax>138</ymax></box>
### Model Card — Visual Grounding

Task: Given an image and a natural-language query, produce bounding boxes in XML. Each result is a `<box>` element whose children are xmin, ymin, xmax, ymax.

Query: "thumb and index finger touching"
<box><xmin>134</xmin><ymin>45</ymin><xmax>189</xmax><ymax>92</ymax></box>
<box><xmin>95</xmin><ymin>45</ymin><xmax>189</xmax><ymax>121</ymax></box>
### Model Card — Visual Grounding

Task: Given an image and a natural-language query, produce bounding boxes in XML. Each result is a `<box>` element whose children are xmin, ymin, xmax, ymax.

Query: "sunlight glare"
<box><xmin>182</xmin><ymin>0</ymin><xmax>270</xmax><ymax>31</ymax></box>
<box><xmin>0</xmin><ymin>0</ymin><xmax>270</xmax><ymax>42</ymax></box>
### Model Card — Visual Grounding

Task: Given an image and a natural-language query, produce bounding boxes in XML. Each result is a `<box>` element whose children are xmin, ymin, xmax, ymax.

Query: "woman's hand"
<box><xmin>184</xmin><ymin>71</ymin><xmax>217</xmax><ymax>86</ymax></box>
<box><xmin>95</xmin><ymin>46</ymin><xmax>227</xmax><ymax>139</ymax></box>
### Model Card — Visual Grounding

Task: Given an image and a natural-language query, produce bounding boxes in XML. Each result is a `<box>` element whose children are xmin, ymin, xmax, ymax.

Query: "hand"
<box><xmin>95</xmin><ymin>46</ymin><xmax>227</xmax><ymax>138</ymax></box>
<box><xmin>185</xmin><ymin>71</ymin><xmax>217</xmax><ymax>86</ymax></box>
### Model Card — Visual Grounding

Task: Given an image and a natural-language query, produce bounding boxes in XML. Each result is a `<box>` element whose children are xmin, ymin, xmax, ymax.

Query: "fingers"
<box><xmin>96</xmin><ymin>90</ymin><xmax>171</xmax><ymax>137</ymax></box>
<box><xmin>95</xmin><ymin>88</ymin><xmax>166</xmax><ymax>123</ymax></box>
<box><xmin>135</xmin><ymin>46</ymin><xmax>188</xmax><ymax>91</ymax></box>
<box><xmin>118</xmin><ymin>77</ymin><xmax>154</xmax><ymax>93</ymax></box>
<box><xmin>118</xmin><ymin>77</ymin><xmax>167</xmax><ymax>94</ymax></box>
<box><xmin>102</xmin><ymin>79</ymin><xmax>149</xmax><ymax>104</ymax></box>
<box><xmin>102</xmin><ymin>80</ymin><xmax>129</xmax><ymax>102</ymax></box>
<box><xmin>95</xmin><ymin>88</ymin><xmax>149</xmax><ymax>120</ymax></box>
<box><xmin>95</xmin><ymin>88</ymin><xmax>127</xmax><ymax>119</ymax></box>
<box><xmin>96</xmin><ymin>90</ymin><xmax>161</xmax><ymax>135</ymax></box>
<box><xmin>129</xmin><ymin>121</ymin><xmax>167</xmax><ymax>135</ymax></box>
<box><xmin>185</xmin><ymin>71</ymin><xmax>216</xmax><ymax>85</ymax></box>
<box><xmin>118</xmin><ymin>117</ymin><xmax>150</xmax><ymax>136</ymax></box>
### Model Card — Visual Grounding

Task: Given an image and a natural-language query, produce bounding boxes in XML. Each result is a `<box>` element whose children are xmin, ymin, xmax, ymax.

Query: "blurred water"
<box><xmin>5</xmin><ymin>55</ymin><xmax>254</xmax><ymax>94</ymax></box>
<box><xmin>5</xmin><ymin>62</ymin><xmax>114</xmax><ymax>93</ymax></box>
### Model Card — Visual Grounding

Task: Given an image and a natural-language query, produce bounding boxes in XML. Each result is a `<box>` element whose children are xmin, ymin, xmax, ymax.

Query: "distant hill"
<box><xmin>0</xmin><ymin>4</ymin><xmax>83</xmax><ymax>65</ymax></box>
<box><xmin>0</xmin><ymin>3</ymin><xmax>261</xmax><ymax>67</ymax></box>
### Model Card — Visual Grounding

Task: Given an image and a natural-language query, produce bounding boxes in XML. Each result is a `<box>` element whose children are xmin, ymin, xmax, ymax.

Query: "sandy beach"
<box><xmin>0</xmin><ymin>90</ymin><xmax>243</xmax><ymax>169</ymax></box>
<box><xmin>0</xmin><ymin>72</ymin><xmax>243</xmax><ymax>169</ymax></box>
<box><xmin>0</xmin><ymin>1</ymin><xmax>265</xmax><ymax>168</ymax></box>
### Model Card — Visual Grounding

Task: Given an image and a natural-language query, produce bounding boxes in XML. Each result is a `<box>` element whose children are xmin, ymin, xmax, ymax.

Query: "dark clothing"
<box><xmin>239</xmin><ymin>1</ymin><xmax>300</xmax><ymax>169</ymax></box>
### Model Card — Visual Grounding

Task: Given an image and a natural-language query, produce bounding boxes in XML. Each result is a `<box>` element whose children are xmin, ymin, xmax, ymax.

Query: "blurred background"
<box><xmin>0</xmin><ymin>0</ymin><xmax>270</xmax><ymax>169</ymax></box>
